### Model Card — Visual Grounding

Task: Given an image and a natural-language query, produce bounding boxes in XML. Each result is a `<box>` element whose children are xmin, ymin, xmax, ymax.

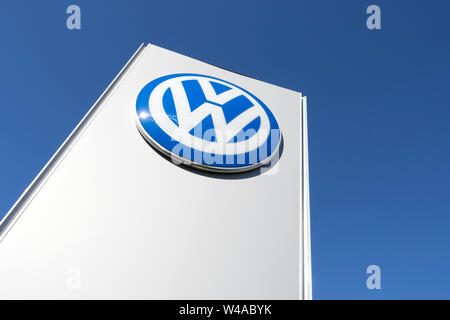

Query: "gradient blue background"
<box><xmin>0</xmin><ymin>1</ymin><xmax>449</xmax><ymax>299</ymax></box>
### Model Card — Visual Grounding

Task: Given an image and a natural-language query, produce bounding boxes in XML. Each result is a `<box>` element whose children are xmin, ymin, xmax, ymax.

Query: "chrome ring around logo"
<box><xmin>135</xmin><ymin>73</ymin><xmax>281</xmax><ymax>173</ymax></box>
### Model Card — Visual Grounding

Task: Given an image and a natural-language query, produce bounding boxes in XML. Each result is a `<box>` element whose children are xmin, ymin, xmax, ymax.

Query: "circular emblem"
<box><xmin>135</xmin><ymin>74</ymin><xmax>281</xmax><ymax>172</ymax></box>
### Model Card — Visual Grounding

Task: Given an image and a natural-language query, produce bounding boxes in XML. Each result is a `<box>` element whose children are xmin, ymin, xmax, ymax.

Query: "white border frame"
<box><xmin>301</xmin><ymin>96</ymin><xmax>312</xmax><ymax>300</ymax></box>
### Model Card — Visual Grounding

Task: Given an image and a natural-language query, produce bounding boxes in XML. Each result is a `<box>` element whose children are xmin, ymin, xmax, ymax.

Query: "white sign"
<box><xmin>0</xmin><ymin>43</ymin><xmax>311</xmax><ymax>299</ymax></box>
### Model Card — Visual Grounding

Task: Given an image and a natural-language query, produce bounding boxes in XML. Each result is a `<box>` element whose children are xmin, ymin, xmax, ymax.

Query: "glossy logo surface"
<box><xmin>135</xmin><ymin>74</ymin><xmax>281</xmax><ymax>172</ymax></box>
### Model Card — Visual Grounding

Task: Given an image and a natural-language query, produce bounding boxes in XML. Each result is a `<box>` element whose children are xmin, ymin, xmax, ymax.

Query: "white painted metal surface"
<box><xmin>0</xmin><ymin>43</ymin><xmax>311</xmax><ymax>299</ymax></box>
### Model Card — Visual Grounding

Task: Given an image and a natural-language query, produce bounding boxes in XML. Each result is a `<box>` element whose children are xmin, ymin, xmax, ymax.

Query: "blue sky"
<box><xmin>0</xmin><ymin>1</ymin><xmax>449</xmax><ymax>299</ymax></box>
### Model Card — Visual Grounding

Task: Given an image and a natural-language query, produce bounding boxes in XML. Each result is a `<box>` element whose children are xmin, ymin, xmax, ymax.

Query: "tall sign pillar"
<box><xmin>0</xmin><ymin>43</ymin><xmax>311</xmax><ymax>299</ymax></box>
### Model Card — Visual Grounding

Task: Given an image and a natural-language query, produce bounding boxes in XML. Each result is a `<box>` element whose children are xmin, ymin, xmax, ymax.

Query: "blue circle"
<box><xmin>136</xmin><ymin>74</ymin><xmax>281</xmax><ymax>171</ymax></box>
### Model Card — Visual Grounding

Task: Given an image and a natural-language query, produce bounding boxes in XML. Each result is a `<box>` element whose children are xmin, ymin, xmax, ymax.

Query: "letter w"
<box><xmin>171</xmin><ymin>79</ymin><xmax>260</xmax><ymax>143</ymax></box>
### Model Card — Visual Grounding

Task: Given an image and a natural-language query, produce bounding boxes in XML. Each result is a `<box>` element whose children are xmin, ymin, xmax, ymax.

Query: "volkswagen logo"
<box><xmin>135</xmin><ymin>74</ymin><xmax>281</xmax><ymax>173</ymax></box>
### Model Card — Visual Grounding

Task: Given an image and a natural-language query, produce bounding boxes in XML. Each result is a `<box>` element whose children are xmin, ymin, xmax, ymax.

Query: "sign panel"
<box><xmin>0</xmin><ymin>43</ymin><xmax>311</xmax><ymax>299</ymax></box>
